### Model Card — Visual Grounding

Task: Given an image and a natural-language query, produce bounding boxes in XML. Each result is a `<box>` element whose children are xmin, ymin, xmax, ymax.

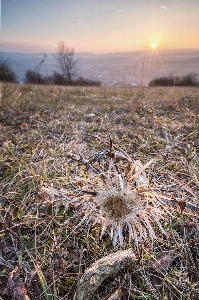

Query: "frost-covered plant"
<box><xmin>63</xmin><ymin>136</ymin><xmax>176</xmax><ymax>248</ymax></box>
<box><xmin>95</xmin><ymin>185</ymin><xmax>169</xmax><ymax>247</ymax></box>
<box><xmin>40</xmin><ymin>137</ymin><xmax>199</xmax><ymax>248</ymax></box>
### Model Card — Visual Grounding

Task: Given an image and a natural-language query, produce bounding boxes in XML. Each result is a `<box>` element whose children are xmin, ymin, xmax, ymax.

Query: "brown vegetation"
<box><xmin>0</xmin><ymin>83</ymin><xmax>199</xmax><ymax>299</ymax></box>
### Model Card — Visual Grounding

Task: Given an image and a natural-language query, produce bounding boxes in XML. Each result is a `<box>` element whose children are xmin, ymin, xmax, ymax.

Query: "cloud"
<box><xmin>159</xmin><ymin>5</ymin><xmax>167</xmax><ymax>10</ymax></box>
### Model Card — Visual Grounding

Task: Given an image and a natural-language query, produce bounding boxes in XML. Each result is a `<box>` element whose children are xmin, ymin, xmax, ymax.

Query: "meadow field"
<box><xmin>0</xmin><ymin>83</ymin><xmax>199</xmax><ymax>299</ymax></box>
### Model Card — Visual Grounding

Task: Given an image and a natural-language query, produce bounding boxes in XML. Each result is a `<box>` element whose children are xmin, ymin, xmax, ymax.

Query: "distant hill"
<box><xmin>3</xmin><ymin>49</ymin><xmax>199</xmax><ymax>85</ymax></box>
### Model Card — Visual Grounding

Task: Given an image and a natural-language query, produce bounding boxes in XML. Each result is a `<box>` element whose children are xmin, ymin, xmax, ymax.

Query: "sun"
<box><xmin>151</xmin><ymin>42</ymin><xmax>158</xmax><ymax>49</ymax></box>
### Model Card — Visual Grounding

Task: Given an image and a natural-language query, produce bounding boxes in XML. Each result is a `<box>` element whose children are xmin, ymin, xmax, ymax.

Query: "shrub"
<box><xmin>47</xmin><ymin>72</ymin><xmax>101</xmax><ymax>86</ymax></box>
<box><xmin>180</xmin><ymin>72</ymin><xmax>198</xmax><ymax>86</ymax></box>
<box><xmin>149</xmin><ymin>72</ymin><xmax>198</xmax><ymax>86</ymax></box>
<box><xmin>25</xmin><ymin>70</ymin><xmax>45</xmax><ymax>84</ymax></box>
<box><xmin>50</xmin><ymin>71</ymin><xmax>66</xmax><ymax>85</ymax></box>
<box><xmin>0</xmin><ymin>55</ymin><xmax>17</xmax><ymax>82</ymax></box>
<box><xmin>73</xmin><ymin>77</ymin><xmax>101</xmax><ymax>86</ymax></box>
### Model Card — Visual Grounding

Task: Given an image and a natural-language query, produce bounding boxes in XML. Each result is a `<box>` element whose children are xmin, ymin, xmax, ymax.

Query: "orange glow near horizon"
<box><xmin>2</xmin><ymin>38</ymin><xmax>199</xmax><ymax>55</ymax></box>
<box><xmin>2</xmin><ymin>33</ymin><xmax>199</xmax><ymax>55</ymax></box>
<box><xmin>2</xmin><ymin>1</ymin><xmax>199</xmax><ymax>54</ymax></box>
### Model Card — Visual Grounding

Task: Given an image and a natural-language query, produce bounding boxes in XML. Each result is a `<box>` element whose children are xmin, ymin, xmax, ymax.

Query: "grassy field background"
<box><xmin>0</xmin><ymin>83</ymin><xmax>199</xmax><ymax>299</ymax></box>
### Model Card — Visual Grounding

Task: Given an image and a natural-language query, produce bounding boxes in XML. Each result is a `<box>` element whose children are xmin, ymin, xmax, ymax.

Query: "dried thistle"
<box><xmin>78</xmin><ymin>184</ymin><xmax>169</xmax><ymax>248</ymax></box>
<box><xmin>96</xmin><ymin>188</ymin><xmax>142</xmax><ymax>222</ymax></box>
<box><xmin>66</xmin><ymin>136</ymin><xmax>173</xmax><ymax>248</ymax></box>
<box><xmin>41</xmin><ymin>136</ymin><xmax>199</xmax><ymax>248</ymax></box>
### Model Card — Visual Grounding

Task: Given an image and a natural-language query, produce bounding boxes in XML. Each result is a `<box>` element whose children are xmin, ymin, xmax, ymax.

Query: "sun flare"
<box><xmin>151</xmin><ymin>42</ymin><xmax>158</xmax><ymax>49</ymax></box>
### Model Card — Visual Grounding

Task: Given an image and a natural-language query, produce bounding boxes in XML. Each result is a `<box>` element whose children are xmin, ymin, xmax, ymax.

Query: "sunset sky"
<box><xmin>1</xmin><ymin>0</ymin><xmax>199</xmax><ymax>54</ymax></box>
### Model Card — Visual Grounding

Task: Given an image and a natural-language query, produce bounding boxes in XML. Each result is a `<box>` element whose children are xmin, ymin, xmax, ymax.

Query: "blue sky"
<box><xmin>1</xmin><ymin>0</ymin><xmax>199</xmax><ymax>53</ymax></box>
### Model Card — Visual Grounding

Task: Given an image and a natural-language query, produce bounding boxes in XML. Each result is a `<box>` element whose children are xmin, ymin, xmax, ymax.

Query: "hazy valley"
<box><xmin>4</xmin><ymin>49</ymin><xmax>199</xmax><ymax>85</ymax></box>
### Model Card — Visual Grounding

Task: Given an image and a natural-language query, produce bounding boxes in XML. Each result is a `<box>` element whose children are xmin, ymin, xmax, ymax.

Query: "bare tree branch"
<box><xmin>52</xmin><ymin>41</ymin><xmax>80</xmax><ymax>85</ymax></box>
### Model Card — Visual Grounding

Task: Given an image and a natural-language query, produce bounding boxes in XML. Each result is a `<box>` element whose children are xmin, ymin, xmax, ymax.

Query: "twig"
<box><xmin>74</xmin><ymin>249</ymin><xmax>137</xmax><ymax>300</ymax></box>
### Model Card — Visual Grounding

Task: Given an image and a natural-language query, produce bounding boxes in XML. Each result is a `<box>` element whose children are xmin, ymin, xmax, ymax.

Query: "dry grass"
<box><xmin>0</xmin><ymin>83</ymin><xmax>199</xmax><ymax>299</ymax></box>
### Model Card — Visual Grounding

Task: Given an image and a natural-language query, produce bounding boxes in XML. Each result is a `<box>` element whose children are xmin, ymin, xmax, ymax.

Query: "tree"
<box><xmin>0</xmin><ymin>53</ymin><xmax>17</xmax><ymax>82</ymax></box>
<box><xmin>53</xmin><ymin>41</ymin><xmax>80</xmax><ymax>85</ymax></box>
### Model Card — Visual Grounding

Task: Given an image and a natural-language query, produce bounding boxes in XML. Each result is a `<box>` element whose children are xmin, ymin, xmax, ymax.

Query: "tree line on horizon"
<box><xmin>1</xmin><ymin>41</ymin><xmax>199</xmax><ymax>87</ymax></box>
<box><xmin>0</xmin><ymin>41</ymin><xmax>101</xmax><ymax>86</ymax></box>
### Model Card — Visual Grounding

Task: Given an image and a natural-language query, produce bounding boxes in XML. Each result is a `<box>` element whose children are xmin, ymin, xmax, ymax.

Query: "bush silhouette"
<box><xmin>149</xmin><ymin>72</ymin><xmax>198</xmax><ymax>86</ymax></box>
<box><xmin>25</xmin><ymin>70</ymin><xmax>45</xmax><ymax>84</ymax></box>
<box><xmin>0</xmin><ymin>56</ymin><xmax>17</xmax><ymax>82</ymax></box>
